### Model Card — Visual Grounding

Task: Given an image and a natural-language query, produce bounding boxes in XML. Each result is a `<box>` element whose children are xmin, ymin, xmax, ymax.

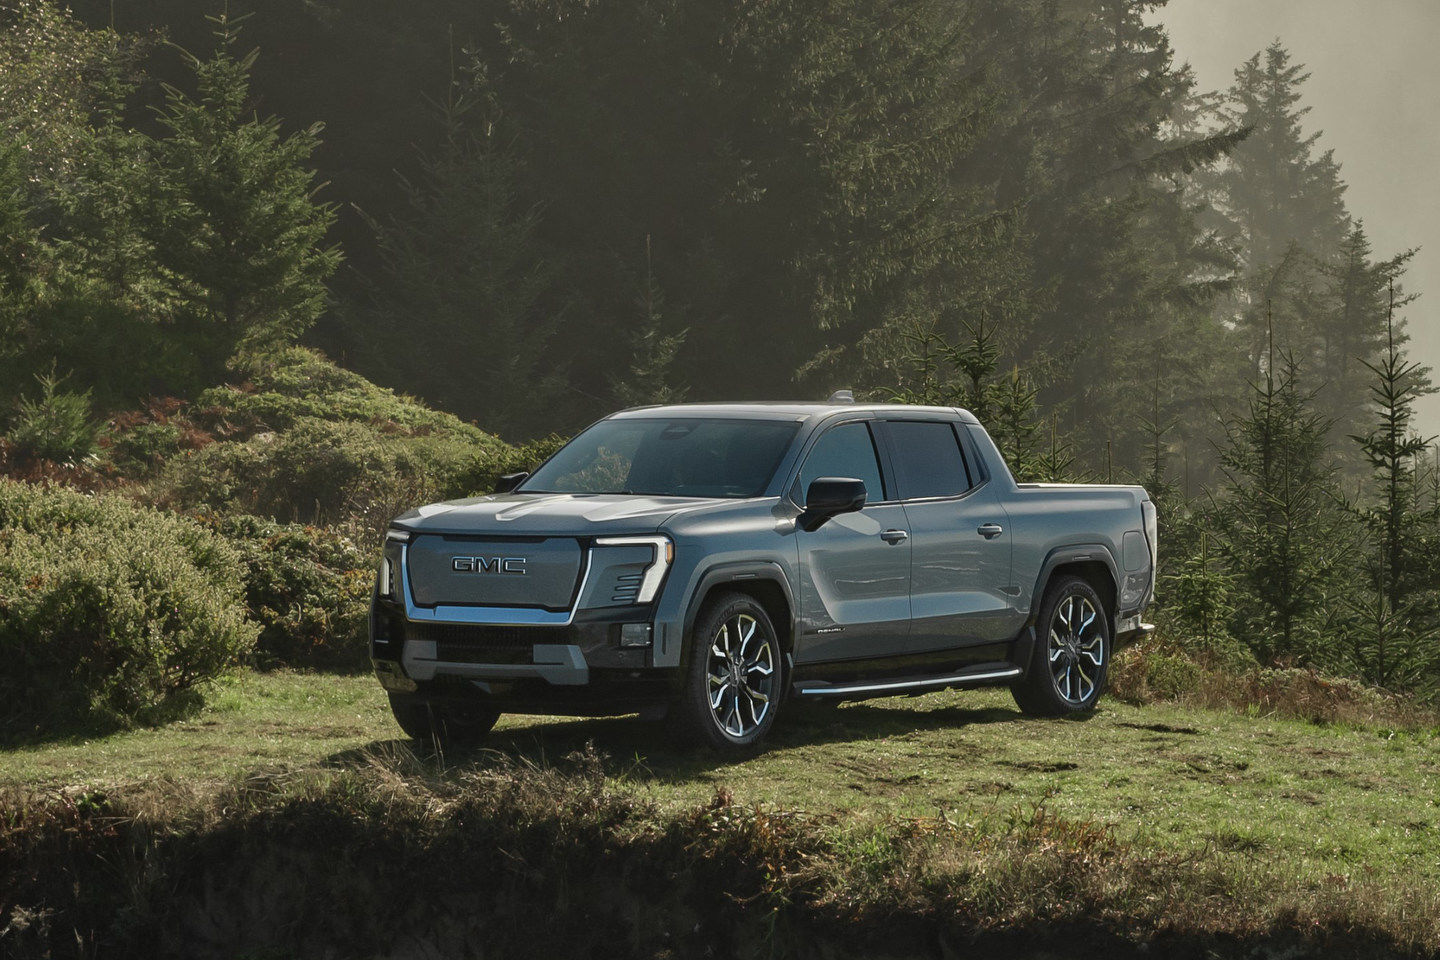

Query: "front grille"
<box><xmin>407</xmin><ymin>622</ymin><xmax>572</xmax><ymax>665</ymax></box>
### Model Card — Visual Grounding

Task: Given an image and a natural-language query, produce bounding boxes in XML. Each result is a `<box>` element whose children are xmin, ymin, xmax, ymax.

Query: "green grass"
<box><xmin>5</xmin><ymin>668</ymin><xmax>1437</xmax><ymax>901</ymax></box>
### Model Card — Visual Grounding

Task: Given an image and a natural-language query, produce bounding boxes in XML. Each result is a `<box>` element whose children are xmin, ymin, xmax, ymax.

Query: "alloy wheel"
<box><xmin>706</xmin><ymin>613</ymin><xmax>776</xmax><ymax>738</ymax></box>
<box><xmin>1048</xmin><ymin>593</ymin><xmax>1104</xmax><ymax>705</ymax></box>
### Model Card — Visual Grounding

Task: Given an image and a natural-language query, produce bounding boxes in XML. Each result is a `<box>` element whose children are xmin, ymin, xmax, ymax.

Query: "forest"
<box><xmin>0</xmin><ymin>0</ymin><xmax>1438</xmax><ymax>735</ymax></box>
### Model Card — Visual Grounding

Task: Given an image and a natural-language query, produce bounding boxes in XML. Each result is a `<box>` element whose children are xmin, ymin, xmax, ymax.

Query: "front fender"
<box><xmin>653</xmin><ymin>560</ymin><xmax>796</xmax><ymax>670</ymax></box>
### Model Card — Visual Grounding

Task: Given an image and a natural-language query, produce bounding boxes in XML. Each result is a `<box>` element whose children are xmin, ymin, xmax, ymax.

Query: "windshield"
<box><xmin>521</xmin><ymin>418</ymin><xmax>800</xmax><ymax>499</ymax></box>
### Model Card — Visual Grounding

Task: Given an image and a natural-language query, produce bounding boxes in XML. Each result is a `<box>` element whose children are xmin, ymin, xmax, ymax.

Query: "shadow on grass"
<box><xmin>324</xmin><ymin>698</ymin><xmax>1026</xmax><ymax>784</ymax></box>
<box><xmin>0</xmin><ymin>688</ymin><xmax>208</xmax><ymax>750</ymax></box>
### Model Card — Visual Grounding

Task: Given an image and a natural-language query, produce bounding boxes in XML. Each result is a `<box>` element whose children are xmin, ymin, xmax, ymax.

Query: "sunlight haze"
<box><xmin>1158</xmin><ymin>0</ymin><xmax>1440</xmax><ymax>439</ymax></box>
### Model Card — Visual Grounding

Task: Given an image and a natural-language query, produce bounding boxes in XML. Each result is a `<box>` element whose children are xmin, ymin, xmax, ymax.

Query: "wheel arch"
<box><xmin>680</xmin><ymin>562</ymin><xmax>796</xmax><ymax>662</ymax></box>
<box><xmin>1026</xmin><ymin>545</ymin><xmax>1119</xmax><ymax>628</ymax></box>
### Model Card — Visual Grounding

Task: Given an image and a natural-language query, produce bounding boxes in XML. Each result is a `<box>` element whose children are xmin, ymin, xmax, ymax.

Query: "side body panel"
<box><xmin>962</xmin><ymin>423</ymin><xmax>1153</xmax><ymax>626</ymax></box>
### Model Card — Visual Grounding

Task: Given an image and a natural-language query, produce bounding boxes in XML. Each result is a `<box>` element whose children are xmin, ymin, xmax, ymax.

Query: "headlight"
<box><xmin>378</xmin><ymin>556</ymin><xmax>396</xmax><ymax>599</ymax></box>
<box><xmin>594</xmin><ymin>535</ymin><xmax>674</xmax><ymax>603</ymax></box>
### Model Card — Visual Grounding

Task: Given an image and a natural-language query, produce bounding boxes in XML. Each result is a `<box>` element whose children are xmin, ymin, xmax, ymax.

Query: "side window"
<box><xmin>885</xmin><ymin>421</ymin><xmax>973</xmax><ymax>500</ymax></box>
<box><xmin>797</xmin><ymin>422</ymin><xmax>886</xmax><ymax>503</ymax></box>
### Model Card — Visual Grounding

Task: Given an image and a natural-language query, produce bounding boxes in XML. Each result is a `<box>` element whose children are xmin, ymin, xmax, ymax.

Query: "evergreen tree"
<box><xmin>1342</xmin><ymin>286</ymin><xmax>1437</xmax><ymax>686</ymax></box>
<box><xmin>1315</xmin><ymin>223</ymin><xmax>1424</xmax><ymax>446</ymax></box>
<box><xmin>1214</xmin><ymin>42</ymin><xmax>1350</xmax><ymax>275</ymax></box>
<box><xmin>360</xmin><ymin>99</ymin><xmax>561</xmax><ymax>437</ymax></box>
<box><xmin>148</xmin><ymin>14</ymin><xmax>339</xmax><ymax>391</ymax></box>
<box><xmin>612</xmin><ymin>236</ymin><xmax>689</xmax><ymax>408</ymax></box>
<box><xmin>991</xmin><ymin>366</ymin><xmax>1041</xmax><ymax>481</ymax></box>
<box><xmin>1215</xmin><ymin>335</ymin><xmax>1341</xmax><ymax>665</ymax></box>
<box><xmin>1163</xmin><ymin>526</ymin><xmax>1237</xmax><ymax>660</ymax></box>
<box><xmin>1035</xmin><ymin>414</ymin><xmax>1082</xmax><ymax>483</ymax></box>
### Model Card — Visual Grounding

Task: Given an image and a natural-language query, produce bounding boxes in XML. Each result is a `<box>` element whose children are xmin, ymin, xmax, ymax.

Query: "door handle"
<box><xmin>977</xmin><ymin>522</ymin><xmax>1004</xmax><ymax>539</ymax></box>
<box><xmin>880</xmin><ymin>529</ymin><xmax>909</xmax><ymax>544</ymax></box>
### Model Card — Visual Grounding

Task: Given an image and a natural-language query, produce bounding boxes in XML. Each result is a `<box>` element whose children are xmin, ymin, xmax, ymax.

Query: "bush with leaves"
<box><xmin>0</xmin><ymin>479</ymin><xmax>256</xmax><ymax>736</ymax></box>
<box><xmin>204</xmin><ymin>513</ymin><xmax>372</xmax><ymax>671</ymax></box>
<box><xmin>191</xmin><ymin>348</ymin><xmax>494</xmax><ymax>444</ymax></box>
<box><xmin>156</xmin><ymin>417</ymin><xmax>484</xmax><ymax>539</ymax></box>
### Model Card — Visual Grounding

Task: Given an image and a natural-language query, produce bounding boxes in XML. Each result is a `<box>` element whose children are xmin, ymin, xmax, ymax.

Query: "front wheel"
<box><xmin>673</xmin><ymin>592</ymin><xmax>783</xmax><ymax>756</ymax></box>
<box><xmin>388</xmin><ymin>693</ymin><xmax>500</xmax><ymax>747</ymax></box>
<box><xmin>1011</xmin><ymin>575</ymin><xmax>1110</xmax><ymax>716</ymax></box>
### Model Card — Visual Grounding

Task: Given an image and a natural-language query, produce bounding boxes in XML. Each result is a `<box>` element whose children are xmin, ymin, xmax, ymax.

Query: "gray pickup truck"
<box><xmin>371</xmin><ymin>399</ymin><xmax>1156</xmax><ymax>754</ymax></box>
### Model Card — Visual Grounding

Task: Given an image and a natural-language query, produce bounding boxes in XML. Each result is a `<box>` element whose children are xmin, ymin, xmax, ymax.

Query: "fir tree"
<box><xmin>1215</xmin><ymin>331</ymin><xmax>1341</xmax><ymax>665</ymax></box>
<box><xmin>612</xmin><ymin>236</ymin><xmax>688</xmax><ymax>408</ymax></box>
<box><xmin>1315</xmin><ymin>223</ymin><xmax>1424</xmax><ymax>447</ymax></box>
<box><xmin>361</xmin><ymin>98</ymin><xmax>561</xmax><ymax>437</ymax></box>
<box><xmin>1215</xmin><ymin>42</ymin><xmax>1350</xmax><ymax>274</ymax></box>
<box><xmin>1035</xmin><ymin>414</ymin><xmax>1082</xmax><ymax>483</ymax></box>
<box><xmin>1164</xmin><ymin>527</ymin><xmax>1236</xmax><ymax>659</ymax></box>
<box><xmin>992</xmin><ymin>366</ymin><xmax>1041</xmax><ymax>481</ymax></box>
<box><xmin>148</xmin><ymin>13</ymin><xmax>339</xmax><ymax>390</ymax></box>
<box><xmin>1343</xmin><ymin>284</ymin><xmax>1437</xmax><ymax>686</ymax></box>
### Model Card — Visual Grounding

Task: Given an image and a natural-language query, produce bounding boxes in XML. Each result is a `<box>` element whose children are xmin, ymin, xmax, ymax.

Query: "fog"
<box><xmin>1157</xmin><ymin>0</ymin><xmax>1440</xmax><ymax>439</ymax></box>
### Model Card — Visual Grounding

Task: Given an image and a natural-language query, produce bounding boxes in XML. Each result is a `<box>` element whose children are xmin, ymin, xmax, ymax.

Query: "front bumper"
<box><xmin>370</xmin><ymin>598</ymin><xmax>677</xmax><ymax>713</ymax></box>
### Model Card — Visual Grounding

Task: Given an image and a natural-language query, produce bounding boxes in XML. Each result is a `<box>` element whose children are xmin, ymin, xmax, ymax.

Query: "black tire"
<box><xmin>1011</xmin><ymin>575</ymin><xmax>1111</xmax><ymax>717</ymax></box>
<box><xmin>388</xmin><ymin>693</ymin><xmax>500</xmax><ymax>746</ymax></box>
<box><xmin>673</xmin><ymin>592</ymin><xmax>784</xmax><ymax>756</ymax></box>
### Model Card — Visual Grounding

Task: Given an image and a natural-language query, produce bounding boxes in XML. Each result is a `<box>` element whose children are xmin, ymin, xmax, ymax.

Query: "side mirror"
<box><xmin>494</xmin><ymin>471</ymin><xmax>529</xmax><ymax>494</ymax></box>
<box><xmin>798</xmin><ymin>477</ymin><xmax>867</xmax><ymax>532</ymax></box>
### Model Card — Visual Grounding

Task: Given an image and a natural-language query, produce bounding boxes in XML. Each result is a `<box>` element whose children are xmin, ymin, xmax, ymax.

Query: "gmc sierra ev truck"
<box><xmin>371</xmin><ymin>400</ymin><xmax>1156</xmax><ymax>755</ymax></box>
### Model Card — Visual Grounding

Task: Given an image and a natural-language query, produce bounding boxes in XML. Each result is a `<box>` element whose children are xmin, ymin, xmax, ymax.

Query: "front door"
<box><xmin>792</xmin><ymin>420</ymin><xmax>912</xmax><ymax>664</ymax></box>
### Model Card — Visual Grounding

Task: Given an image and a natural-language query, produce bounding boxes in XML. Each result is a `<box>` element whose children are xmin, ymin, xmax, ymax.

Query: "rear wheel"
<box><xmin>1011</xmin><ymin>575</ymin><xmax>1110</xmax><ymax>717</ymax></box>
<box><xmin>674</xmin><ymin>592</ymin><xmax>783</xmax><ymax>756</ymax></box>
<box><xmin>388</xmin><ymin>693</ymin><xmax>500</xmax><ymax>746</ymax></box>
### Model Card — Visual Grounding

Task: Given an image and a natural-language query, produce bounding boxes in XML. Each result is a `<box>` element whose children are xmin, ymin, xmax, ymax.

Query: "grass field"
<box><xmin>6</xmin><ymin>670</ymin><xmax>1438</xmax><ymax>891</ymax></box>
<box><xmin>4</xmin><ymin>669</ymin><xmax>1439</xmax><ymax>957</ymax></box>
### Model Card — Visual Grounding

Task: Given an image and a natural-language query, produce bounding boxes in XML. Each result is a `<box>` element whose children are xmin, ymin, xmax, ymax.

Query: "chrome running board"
<box><xmin>795</xmin><ymin>666</ymin><xmax>1022</xmax><ymax>698</ymax></box>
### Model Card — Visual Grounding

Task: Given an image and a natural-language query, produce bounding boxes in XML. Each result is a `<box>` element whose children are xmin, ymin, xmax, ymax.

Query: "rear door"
<box><xmin>791</xmin><ymin>419</ymin><xmax>913</xmax><ymax>664</ymax></box>
<box><xmin>877</xmin><ymin>419</ymin><xmax>1018</xmax><ymax>653</ymax></box>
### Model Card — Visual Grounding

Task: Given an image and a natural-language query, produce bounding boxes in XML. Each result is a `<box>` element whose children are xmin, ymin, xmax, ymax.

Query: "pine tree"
<box><xmin>1315</xmin><ymin>223</ymin><xmax>1424</xmax><ymax>447</ymax></box>
<box><xmin>1214</xmin><ymin>42</ymin><xmax>1351</xmax><ymax>275</ymax></box>
<box><xmin>612</xmin><ymin>236</ymin><xmax>688</xmax><ymax>408</ymax></box>
<box><xmin>991</xmin><ymin>366</ymin><xmax>1041</xmax><ymax>482</ymax></box>
<box><xmin>148</xmin><ymin>13</ymin><xmax>339</xmax><ymax>390</ymax></box>
<box><xmin>1164</xmin><ymin>527</ymin><xmax>1236</xmax><ymax>659</ymax></box>
<box><xmin>360</xmin><ymin>98</ymin><xmax>561</xmax><ymax>437</ymax></box>
<box><xmin>1215</xmin><ymin>329</ymin><xmax>1341</xmax><ymax>665</ymax></box>
<box><xmin>1343</xmin><ymin>284</ymin><xmax>1437</xmax><ymax>686</ymax></box>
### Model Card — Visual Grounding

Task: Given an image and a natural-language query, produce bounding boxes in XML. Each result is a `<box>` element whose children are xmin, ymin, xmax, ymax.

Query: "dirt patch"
<box><xmin>999</xmin><ymin>759</ymin><xmax>1080</xmax><ymax>773</ymax></box>
<box><xmin>1118</xmin><ymin>722</ymin><xmax>1201</xmax><ymax>735</ymax></box>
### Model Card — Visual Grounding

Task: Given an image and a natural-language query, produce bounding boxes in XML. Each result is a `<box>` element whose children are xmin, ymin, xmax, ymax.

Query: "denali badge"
<box><xmin>451</xmin><ymin>556</ymin><xmax>528</xmax><ymax>575</ymax></box>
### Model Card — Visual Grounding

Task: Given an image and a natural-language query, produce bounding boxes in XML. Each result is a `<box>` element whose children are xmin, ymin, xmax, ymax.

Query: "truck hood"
<box><xmin>390</xmin><ymin>492</ymin><xmax>727</xmax><ymax>538</ymax></box>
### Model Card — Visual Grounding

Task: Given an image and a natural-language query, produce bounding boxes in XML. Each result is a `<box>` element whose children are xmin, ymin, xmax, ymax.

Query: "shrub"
<box><xmin>1109</xmin><ymin>640</ymin><xmax>1204</xmax><ymax>704</ymax></box>
<box><xmin>193</xmin><ymin>347</ymin><xmax>504</xmax><ymax>447</ymax></box>
<box><xmin>142</xmin><ymin>348</ymin><xmax>527</xmax><ymax>538</ymax></box>
<box><xmin>101</xmin><ymin>396</ymin><xmax>212</xmax><ymax>476</ymax></box>
<box><xmin>0</xmin><ymin>480</ymin><xmax>257</xmax><ymax>736</ymax></box>
<box><xmin>205</xmin><ymin>513</ymin><xmax>373</xmax><ymax>671</ymax></box>
<box><xmin>6</xmin><ymin>372</ymin><xmax>98</xmax><ymax>464</ymax></box>
<box><xmin>156</xmin><ymin>416</ymin><xmax>491</xmax><ymax>540</ymax></box>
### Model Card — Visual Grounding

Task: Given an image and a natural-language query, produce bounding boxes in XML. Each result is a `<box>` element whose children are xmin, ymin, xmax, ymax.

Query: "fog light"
<box><xmin>619</xmin><ymin>623</ymin><xmax>652</xmax><ymax>648</ymax></box>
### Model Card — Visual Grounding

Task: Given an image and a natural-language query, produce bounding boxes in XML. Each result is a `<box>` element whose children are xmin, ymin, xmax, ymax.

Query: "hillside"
<box><xmin>3</xmin><ymin>672</ymin><xmax>1436</xmax><ymax>958</ymax></box>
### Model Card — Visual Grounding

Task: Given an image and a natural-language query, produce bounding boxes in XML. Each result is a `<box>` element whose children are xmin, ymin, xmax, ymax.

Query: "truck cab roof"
<box><xmin>607</xmin><ymin>401</ymin><xmax>981</xmax><ymax>424</ymax></box>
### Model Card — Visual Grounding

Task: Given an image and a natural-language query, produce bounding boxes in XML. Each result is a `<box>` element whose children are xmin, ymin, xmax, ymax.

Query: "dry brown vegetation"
<box><xmin>3</xmin><ymin>742</ymin><xmax>1437</xmax><ymax>960</ymax></box>
<box><xmin>1110</xmin><ymin>640</ymin><xmax>1440</xmax><ymax>730</ymax></box>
